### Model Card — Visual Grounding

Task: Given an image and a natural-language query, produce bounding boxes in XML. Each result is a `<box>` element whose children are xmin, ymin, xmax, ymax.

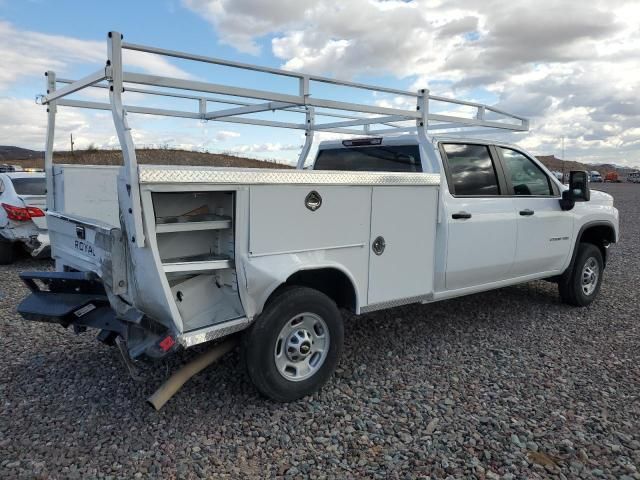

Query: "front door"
<box><xmin>440</xmin><ymin>143</ymin><xmax>518</xmax><ymax>290</ymax></box>
<box><xmin>496</xmin><ymin>147</ymin><xmax>573</xmax><ymax>276</ymax></box>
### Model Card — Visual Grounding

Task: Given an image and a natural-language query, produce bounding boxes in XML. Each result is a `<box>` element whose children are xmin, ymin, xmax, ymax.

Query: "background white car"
<box><xmin>0</xmin><ymin>172</ymin><xmax>49</xmax><ymax>264</ymax></box>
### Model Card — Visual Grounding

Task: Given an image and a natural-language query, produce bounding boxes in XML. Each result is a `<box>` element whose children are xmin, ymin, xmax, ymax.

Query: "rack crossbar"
<box><xmin>122</xmin><ymin>41</ymin><xmax>419</xmax><ymax>98</ymax></box>
<box><xmin>42</xmin><ymin>68</ymin><xmax>107</xmax><ymax>104</ymax></box>
<box><xmin>204</xmin><ymin>101</ymin><xmax>297</xmax><ymax>120</ymax></box>
<box><xmin>55</xmin><ymin>77</ymin><xmax>405</xmax><ymax>125</ymax></box>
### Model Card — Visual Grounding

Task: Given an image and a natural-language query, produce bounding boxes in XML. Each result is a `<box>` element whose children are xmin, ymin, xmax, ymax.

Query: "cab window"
<box><xmin>499</xmin><ymin>148</ymin><xmax>553</xmax><ymax>196</ymax></box>
<box><xmin>313</xmin><ymin>145</ymin><xmax>422</xmax><ymax>172</ymax></box>
<box><xmin>441</xmin><ymin>143</ymin><xmax>500</xmax><ymax>196</ymax></box>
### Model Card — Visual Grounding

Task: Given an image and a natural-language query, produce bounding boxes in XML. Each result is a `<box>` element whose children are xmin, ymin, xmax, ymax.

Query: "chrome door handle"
<box><xmin>452</xmin><ymin>211</ymin><xmax>472</xmax><ymax>220</ymax></box>
<box><xmin>519</xmin><ymin>209</ymin><xmax>535</xmax><ymax>216</ymax></box>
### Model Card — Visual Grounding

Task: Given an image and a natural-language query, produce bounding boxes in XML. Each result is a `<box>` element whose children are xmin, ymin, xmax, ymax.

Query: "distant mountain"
<box><xmin>1</xmin><ymin>145</ymin><xmax>636</xmax><ymax>174</ymax></box>
<box><xmin>536</xmin><ymin>155</ymin><xmax>638</xmax><ymax>175</ymax></box>
<box><xmin>0</xmin><ymin>146</ymin><xmax>43</xmax><ymax>161</ymax></box>
<box><xmin>0</xmin><ymin>147</ymin><xmax>291</xmax><ymax>170</ymax></box>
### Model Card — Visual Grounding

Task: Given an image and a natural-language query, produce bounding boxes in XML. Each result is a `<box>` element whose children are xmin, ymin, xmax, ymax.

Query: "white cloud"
<box><xmin>214</xmin><ymin>130</ymin><xmax>241</xmax><ymax>141</ymax></box>
<box><xmin>184</xmin><ymin>0</ymin><xmax>640</xmax><ymax>165</ymax></box>
<box><xmin>0</xmin><ymin>20</ymin><xmax>191</xmax><ymax>90</ymax></box>
<box><xmin>182</xmin><ymin>0</ymin><xmax>314</xmax><ymax>54</ymax></box>
<box><xmin>0</xmin><ymin>97</ymin><xmax>119</xmax><ymax>151</ymax></box>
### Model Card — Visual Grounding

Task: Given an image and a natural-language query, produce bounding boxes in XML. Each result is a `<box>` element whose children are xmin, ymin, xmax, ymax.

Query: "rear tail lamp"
<box><xmin>1</xmin><ymin>203</ymin><xmax>44</xmax><ymax>221</ymax></box>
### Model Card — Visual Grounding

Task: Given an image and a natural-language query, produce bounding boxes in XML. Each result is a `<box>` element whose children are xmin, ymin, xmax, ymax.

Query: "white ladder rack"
<box><xmin>39</xmin><ymin>31</ymin><xmax>530</xmax><ymax>248</ymax></box>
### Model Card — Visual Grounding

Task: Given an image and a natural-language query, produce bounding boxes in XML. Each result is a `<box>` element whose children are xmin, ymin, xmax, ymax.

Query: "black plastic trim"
<box><xmin>565</xmin><ymin>221</ymin><xmax>617</xmax><ymax>273</ymax></box>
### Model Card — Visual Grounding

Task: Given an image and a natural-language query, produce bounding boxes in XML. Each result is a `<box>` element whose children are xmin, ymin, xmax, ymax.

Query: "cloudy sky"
<box><xmin>1</xmin><ymin>0</ymin><xmax>638</xmax><ymax>166</ymax></box>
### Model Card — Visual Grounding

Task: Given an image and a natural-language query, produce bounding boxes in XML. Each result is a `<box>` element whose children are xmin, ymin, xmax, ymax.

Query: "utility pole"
<box><xmin>561</xmin><ymin>136</ymin><xmax>565</xmax><ymax>181</ymax></box>
<box><xmin>70</xmin><ymin>133</ymin><xmax>75</xmax><ymax>155</ymax></box>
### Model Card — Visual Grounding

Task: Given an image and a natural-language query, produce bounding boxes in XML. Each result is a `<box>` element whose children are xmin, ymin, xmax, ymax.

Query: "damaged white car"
<box><xmin>0</xmin><ymin>172</ymin><xmax>49</xmax><ymax>264</ymax></box>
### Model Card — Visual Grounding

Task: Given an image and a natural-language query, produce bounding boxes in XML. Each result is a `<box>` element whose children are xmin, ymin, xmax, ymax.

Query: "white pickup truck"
<box><xmin>18</xmin><ymin>33</ymin><xmax>619</xmax><ymax>402</ymax></box>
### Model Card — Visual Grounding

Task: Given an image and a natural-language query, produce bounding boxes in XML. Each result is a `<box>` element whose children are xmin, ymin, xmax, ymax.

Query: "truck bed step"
<box><xmin>18</xmin><ymin>290</ymin><xmax>108</xmax><ymax>324</ymax></box>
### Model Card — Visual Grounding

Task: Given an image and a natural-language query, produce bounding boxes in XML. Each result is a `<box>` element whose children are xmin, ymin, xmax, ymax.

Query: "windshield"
<box><xmin>11</xmin><ymin>177</ymin><xmax>46</xmax><ymax>196</ymax></box>
<box><xmin>314</xmin><ymin>145</ymin><xmax>422</xmax><ymax>172</ymax></box>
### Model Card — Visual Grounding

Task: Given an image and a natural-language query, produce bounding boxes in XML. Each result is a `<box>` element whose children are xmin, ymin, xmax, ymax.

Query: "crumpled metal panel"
<box><xmin>139</xmin><ymin>166</ymin><xmax>441</xmax><ymax>186</ymax></box>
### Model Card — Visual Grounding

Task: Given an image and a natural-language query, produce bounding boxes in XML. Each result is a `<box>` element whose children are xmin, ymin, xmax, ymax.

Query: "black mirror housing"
<box><xmin>559</xmin><ymin>170</ymin><xmax>590</xmax><ymax>211</ymax></box>
<box><xmin>569</xmin><ymin>170</ymin><xmax>591</xmax><ymax>201</ymax></box>
<box><xmin>560</xmin><ymin>189</ymin><xmax>575</xmax><ymax>210</ymax></box>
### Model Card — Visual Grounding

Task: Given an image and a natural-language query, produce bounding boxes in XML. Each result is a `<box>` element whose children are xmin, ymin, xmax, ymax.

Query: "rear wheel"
<box><xmin>0</xmin><ymin>238</ymin><xmax>14</xmax><ymax>265</ymax></box>
<box><xmin>559</xmin><ymin>243</ymin><xmax>603</xmax><ymax>306</ymax></box>
<box><xmin>243</xmin><ymin>286</ymin><xmax>344</xmax><ymax>402</ymax></box>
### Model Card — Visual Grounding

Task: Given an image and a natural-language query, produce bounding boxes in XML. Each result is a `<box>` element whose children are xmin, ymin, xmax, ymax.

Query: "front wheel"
<box><xmin>243</xmin><ymin>286</ymin><xmax>344</xmax><ymax>402</ymax></box>
<box><xmin>558</xmin><ymin>243</ymin><xmax>604</xmax><ymax>306</ymax></box>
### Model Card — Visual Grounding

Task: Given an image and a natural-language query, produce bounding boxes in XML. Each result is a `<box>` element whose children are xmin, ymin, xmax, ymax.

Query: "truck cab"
<box><xmin>313</xmin><ymin>135</ymin><xmax>618</xmax><ymax>295</ymax></box>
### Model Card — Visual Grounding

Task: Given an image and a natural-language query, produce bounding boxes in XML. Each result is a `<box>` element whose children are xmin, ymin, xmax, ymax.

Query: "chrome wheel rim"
<box><xmin>274</xmin><ymin>313</ymin><xmax>329</xmax><ymax>382</ymax></box>
<box><xmin>581</xmin><ymin>257</ymin><xmax>599</xmax><ymax>296</ymax></box>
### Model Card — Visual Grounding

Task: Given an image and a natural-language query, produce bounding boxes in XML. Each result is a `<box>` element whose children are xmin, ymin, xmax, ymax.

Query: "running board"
<box><xmin>178</xmin><ymin>316</ymin><xmax>251</xmax><ymax>348</ymax></box>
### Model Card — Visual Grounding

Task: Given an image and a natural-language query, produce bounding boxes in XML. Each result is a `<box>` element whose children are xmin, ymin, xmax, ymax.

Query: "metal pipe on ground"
<box><xmin>147</xmin><ymin>337</ymin><xmax>238</xmax><ymax>411</ymax></box>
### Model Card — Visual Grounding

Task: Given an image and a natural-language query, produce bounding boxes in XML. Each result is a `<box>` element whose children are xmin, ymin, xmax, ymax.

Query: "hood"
<box><xmin>589</xmin><ymin>189</ymin><xmax>614</xmax><ymax>206</ymax></box>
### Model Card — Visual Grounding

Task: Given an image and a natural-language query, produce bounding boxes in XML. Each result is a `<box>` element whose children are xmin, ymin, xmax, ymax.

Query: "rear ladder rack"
<box><xmin>39</xmin><ymin>30</ymin><xmax>530</xmax><ymax>248</ymax></box>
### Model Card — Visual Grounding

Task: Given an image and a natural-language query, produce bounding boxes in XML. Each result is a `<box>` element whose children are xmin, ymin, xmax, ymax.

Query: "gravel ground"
<box><xmin>1</xmin><ymin>183</ymin><xmax>639</xmax><ymax>479</ymax></box>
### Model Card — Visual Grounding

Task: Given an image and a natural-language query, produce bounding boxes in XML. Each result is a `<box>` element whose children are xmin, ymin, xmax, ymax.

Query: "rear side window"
<box><xmin>442</xmin><ymin>143</ymin><xmax>500</xmax><ymax>196</ymax></box>
<box><xmin>11</xmin><ymin>178</ymin><xmax>46</xmax><ymax>195</ymax></box>
<box><xmin>499</xmin><ymin>148</ymin><xmax>553</xmax><ymax>196</ymax></box>
<box><xmin>313</xmin><ymin>145</ymin><xmax>422</xmax><ymax>172</ymax></box>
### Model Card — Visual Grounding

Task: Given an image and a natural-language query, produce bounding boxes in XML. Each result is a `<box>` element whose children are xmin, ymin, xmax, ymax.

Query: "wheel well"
<box><xmin>579</xmin><ymin>224</ymin><xmax>615</xmax><ymax>265</ymax></box>
<box><xmin>273</xmin><ymin>268</ymin><xmax>357</xmax><ymax>312</ymax></box>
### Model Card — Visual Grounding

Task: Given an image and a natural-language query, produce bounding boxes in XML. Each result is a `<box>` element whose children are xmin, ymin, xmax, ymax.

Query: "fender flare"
<box><xmin>259</xmin><ymin>262</ymin><xmax>361</xmax><ymax>316</ymax></box>
<box><xmin>565</xmin><ymin>220</ymin><xmax>616</xmax><ymax>274</ymax></box>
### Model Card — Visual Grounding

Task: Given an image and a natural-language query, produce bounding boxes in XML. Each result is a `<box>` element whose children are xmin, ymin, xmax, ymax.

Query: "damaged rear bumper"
<box><xmin>18</xmin><ymin>271</ymin><xmax>125</xmax><ymax>339</ymax></box>
<box><xmin>1</xmin><ymin>226</ymin><xmax>50</xmax><ymax>258</ymax></box>
<box><xmin>30</xmin><ymin>232</ymin><xmax>50</xmax><ymax>258</ymax></box>
<box><xmin>17</xmin><ymin>271</ymin><xmax>175</xmax><ymax>359</ymax></box>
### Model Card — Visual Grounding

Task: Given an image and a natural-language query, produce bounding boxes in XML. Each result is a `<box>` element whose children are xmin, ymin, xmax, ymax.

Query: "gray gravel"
<box><xmin>1</xmin><ymin>183</ymin><xmax>639</xmax><ymax>479</ymax></box>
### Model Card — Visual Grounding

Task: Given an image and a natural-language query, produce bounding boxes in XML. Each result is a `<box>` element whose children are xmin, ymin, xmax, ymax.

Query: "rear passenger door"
<box><xmin>439</xmin><ymin>143</ymin><xmax>517</xmax><ymax>290</ymax></box>
<box><xmin>496</xmin><ymin>147</ymin><xmax>573</xmax><ymax>276</ymax></box>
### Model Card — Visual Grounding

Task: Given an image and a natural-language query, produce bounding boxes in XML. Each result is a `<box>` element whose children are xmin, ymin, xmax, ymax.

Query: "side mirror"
<box><xmin>559</xmin><ymin>170</ymin><xmax>590</xmax><ymax>211</ymax></box>
<box><xmin>560</xmin><ymin>190</ymin><xmax>575</xmax><ymax>211</ymax></box>
<box><xmin>569</xmin><ymin>170</ymin><xmax>590</xmax><ymax>201</ymax></box>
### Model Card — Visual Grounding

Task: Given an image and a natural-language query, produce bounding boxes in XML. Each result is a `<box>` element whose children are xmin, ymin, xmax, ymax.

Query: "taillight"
<box><xmin>1</xmin><ymin>203</ymin><xmax>43</xmax><ymax>221</ymax></box>
<box><xmin>26</xmin><ymin>206</ymin><xmax>45</xmax><ymax>218</ymax></box>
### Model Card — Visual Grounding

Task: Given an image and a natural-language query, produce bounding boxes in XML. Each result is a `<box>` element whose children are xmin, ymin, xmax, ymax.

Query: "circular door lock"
<box><xmin>305</xmin><ymin>190</ymin><xmax>322</xmax><ymax>211</ymax></box>
<box><xmin>372</xmin><ymin>236</ymin><xmax>386</xmax><ymax>255</ymax></box>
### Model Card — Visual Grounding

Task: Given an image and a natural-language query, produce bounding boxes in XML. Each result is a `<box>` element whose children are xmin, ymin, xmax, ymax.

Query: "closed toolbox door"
<box><xmin>367</xmin><ymin>186</ymin><xmax>438</xmax><ymax>306</ymax></box>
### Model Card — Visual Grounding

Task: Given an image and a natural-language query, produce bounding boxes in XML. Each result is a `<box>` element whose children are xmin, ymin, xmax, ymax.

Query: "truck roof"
<box><xmin>317</xmin><ymin>134</ymin><xmax>420</xmax><ymax>150</ymax></box>
<box><xmin>316</xmin><ymin>134</ymin><xmax>518</xmax><ymax>150</ymax></box>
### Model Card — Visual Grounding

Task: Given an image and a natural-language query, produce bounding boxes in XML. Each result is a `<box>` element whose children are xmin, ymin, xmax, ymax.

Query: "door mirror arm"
<box><xmin>559</xmin><ymin>190</ymin><xmax>575</xmax><ymax>211</ymax></box>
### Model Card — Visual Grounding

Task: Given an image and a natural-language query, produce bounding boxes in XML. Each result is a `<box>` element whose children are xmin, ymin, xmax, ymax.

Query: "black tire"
<box><xmin>243</xmin><ymin>286</ymin><xmax>344</xmax><ymax>402</ymax></box>
<box><xmin>558</xmin><ymin>243</ymin><xmax>603</xmax><ymax>306</ymax></box>
<box><xmin>0</xmin><ymin>238</ymin><xmax>14</xmax><ymax>265</ymax></box>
